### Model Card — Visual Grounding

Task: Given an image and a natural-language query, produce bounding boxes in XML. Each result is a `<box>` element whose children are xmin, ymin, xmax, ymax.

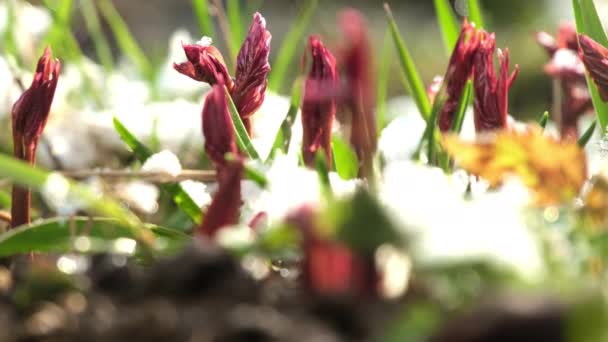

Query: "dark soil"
<box><xmin>0</xmin><ymin>242</ymin><xmax>568</xmax><ymax>342</ymax></box>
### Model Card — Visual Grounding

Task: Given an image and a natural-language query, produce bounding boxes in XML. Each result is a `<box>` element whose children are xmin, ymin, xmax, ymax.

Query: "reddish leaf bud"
<box><xmin>536</xmin><ymin>31</ymin><xmax>558</xmax><ymax>56</ymax></box>
<box><xmin>198</xmin><ymin>159</ymin><xmax>243</xmax><ymax>238</ymax></box>
<box><xmin>11</xmin><ymin>47</ymin><xmax>60</xmax><ymax>229</ymax></box>
<box><xmin>537</xmin><ymin>25</ymin><xmax>592</xmax><ymax>140</ymax></box>
<box><xmin>473</xmin><ymin>33</ymin><xmax>519</xmax><ymax>132</ymax></box>
<box><xmin>202</xmin><ymin>84</ymin><xmax>239</xmax><ymax>167</ymax></box>
<box><xmin>301</xmin><ymin>36</ymin><xmax>338</xmax><ymax>168</ymax></box>
<box><xmin>557</xmin><ymin>23</ymin><xmax>579</xmax><ymax>52</ymax></box>
<box><xmin>438</xmin><ymin>19</ymin><xmax>480</xmax><ymax>131</ymax></box>
<box><xmin>579</xmin><ymin>34</ymin><xmax>608</xmax><ymax>102</ymax></box>
<box><xmin>233</xmin><ymin>12</ymin><xmax>272</xmax><ymax>133</ymax></box>
<box><xmin>427</xmin><ymin>76</ymin><xmax>443</xmax><ymax>106</ymax></box>
<box><xmin>338</xmin><ymin>9</ymin><xmax>377</xmax><ymax>175</ymax></box>
<box><xmin>12</xmin><ymin>47</ymin><xmax>61</xmax><ymax>154</ymax></box>
<box><xmin>173</xmin><ymin>37</ymin><xmax>234</xmax><ymax>90</ymax></box>
<box><xmin>537</xmin><ymin>24</ymin><xmax>578</xmax><ymax>56</ymax></box>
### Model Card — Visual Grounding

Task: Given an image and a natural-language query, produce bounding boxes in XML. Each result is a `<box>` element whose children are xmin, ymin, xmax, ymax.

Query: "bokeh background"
<box><xmin>24</xmin><ymin>0</ymin><xmax>599</xmax><ymax>120</ymax></box>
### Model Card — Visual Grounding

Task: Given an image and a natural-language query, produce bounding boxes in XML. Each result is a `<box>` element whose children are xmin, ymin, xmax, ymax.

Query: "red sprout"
<box><xmin>301</xmin><ymin>36</ymin><xmax>339</xmax><ymax>168</ymax></box>
<box><xmin>11</xmin><ymin>47</ymin><xmax>60</xmax><ymax>228</ymax></box>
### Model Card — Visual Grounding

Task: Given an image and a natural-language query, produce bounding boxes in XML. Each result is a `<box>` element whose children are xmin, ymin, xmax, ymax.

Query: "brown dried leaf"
<box><xmin>442</xmin><ymin>126</ymin><xmax>587</xmax><ymax>205</ymax></box>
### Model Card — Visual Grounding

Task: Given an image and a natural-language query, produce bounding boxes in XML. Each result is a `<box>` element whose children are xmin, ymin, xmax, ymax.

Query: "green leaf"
<box><xmin>0</xmin><ymin>190</ymin><xmax>10</xmax><ymax>209</ymax></box>
<box><xmin>434</xmin><ymin>0</ymin><xmax>460</xmax><ymax>54</ymax></box>
<box><xmin>538</xmin><ymin>111</ymin><xmax>549</xmax><ymax>129</ymax></box>
<box><xmin>467</xmin><ymin>0</ymin><xmax>485</xmax><ymax>28</ymax></box>
<box><xmin>332</xmin><ymin>136</ymin><xmax>358</xmax><ymax>180</ymax></box>
<box><xmin>268</xmin><ymin>78</ymin><xmax>303</xmax><ymax>160</ymax></box>
<box><xmin>192</xmin><ymin>0</ymin><xmax>215</xmax><ymax>37</ymax></box>
<box><xmin>0</xmin><ymin>153</ymin><xmax>152</xmax><ymax>245</ymax></box>
<box><xmin>578</xmin><ymin>119</ymin><xmax>597</xmax><ymax>147</ymax></box>
<box><xmin>325</xmin><ymin>189</ymin><xmax>403</xmax><ymax>254</ymax></box>
<box><xmin>315</xmin><ymin>149</ymin><xmax>332</xmax><ymax>199</ymax></box>
<box><xmin>113</xmin><ymin>117</ymin><xmax>203</xmax><ymax>224</ymax></box>
<box><xmin>451</xmin><ymin>81</ymin><xmax>472</xmax><ymax>133</ymax></box>
<box><xmin>255</xmin><ymin>224</ymin><xmax>301</xmax><ymax>259</ymax></box>
<box><xmin>575</xmin><ymin>0</ymin><xmax>608</xmax><ymax>46</ymax></box>
<box><xmin>98</xmin><ymin>0</ymin><xmax>154</xmax><ymax>81</ymax></box>
<box><xmin>384</xmin><ymin>4</ymin><xmax>431</xmax><ymax>121</ymax></box>
<box><xmin>41</xmin><ymin>0</ymin><xmax>84</xmax><ymax>62</ymax></box>
<box><xmin>567</xmin><ymin>294</ymin><xmax>608</xmax><ymax>342</ymax></box>
<box><xmin>382</xmin><ymin>303</ymin><xmax>441</xmax><ymax>342</ymax></box>
<box><xmin>41</xmin><ymin>0</ymin><xmax>103</xmax><ymax>105</ymax></box>
<box><xmin>226</xmin><ymin>0</ymin><xmax>243</xmax><ymax>62</ymax></box>
<box><xmin>3</xmin><ymin>0</ymin><xmax>21</xmax><ymax>67</ymax></box>
<box><xmin>0</xmin><ymin>217</ymin><xmax>189</xmax><ymax>257</ymax></box>
<box><xmin>425</xmin><ymin>94</ymin><xmax>443</xmax><ymax>165</ymax></box>
<box><xmin>268</xmin><ymin>0</ymin><xmax>317</xmax><ymax>92</ymax></box>
<box><xmin>80</xmin><ymin>0</ymin><xmax>114</xmax><ymax>72</ymax></box>
<box><xmin>225</xmin><ymin>153</ymin><xmax>269</xmax><ymax>189</ymax></box>
<box><xmin>377</xmin><ymin>29</ymin><xmax>391</xmax><ymax>133</ymax></box>
<box><xmin>573</xmin><ymin>0</ymin><xmax>608</xmax><ymax>133</ymax></box>
<box><xmin>224</xmin><ymin>87</ymin><xmax>262</xmax><ymax>160</ymax></box>
<box><xmin>112</xmin><ymin>117</ymin><xmax>153</xmax><ymax>159</ymax></box>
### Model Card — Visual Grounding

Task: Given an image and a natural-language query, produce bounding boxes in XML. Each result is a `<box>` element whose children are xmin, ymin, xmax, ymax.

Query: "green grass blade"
<box><xmin>41</xmin><ymin>0</ymin><xmax>83</xmax><ymax>61</ymax></box>
<box><xmin>434</xmin><ymin>0</ymin><xmax>460</xmax><ymax>54</ymax></box>
<box><xmin>425</xmin><ymin>94</ymin><xmax>443</xmax><ymax>165</ymax></box>
<box><xmin>113</xmin><ymin>118</ymin><xmax>204</xmax><ymax>224</ymax></box>
<box><xmin>0</xmin><ymin>217</ymin><xmax>189</xmax><ymax>257</ymax></box>
<box><xmin>332</xmin><ymin>136</ymin><xmax>358</xmax><ymax>180</ymax></box>
<box><xmin>573</xmin><ymin>0</ymin><xmax>608</xmax><ymax>133</ymax></box>
<box><xmin>112</xmin><ymin>117</ymin><xmax>153</xmax><ymax>159</ymax></box>
<box><xmin>451</xmin><ymin>81</ymin><xmax>472</xmax><ymax>133</ymax></box>
<box><xmin>538</xmin><ymin>111</ymin><xmax>549</xmax><ymax>129</ymax></box>
<box><xmin>377</xmin><ymin>29</ymin><xmax>391</xmax><ymax>134</ymax></box>
<box><xmin>41</xmin><ymin>0</ymin><xmax>103</xmax><ymax>104</ymax></box>
<box><xmin>225</xmin><ymin>153</ymin><xmax>269</xmax><ymax>188</ymax></box>
<box><xmin>268</xmin><ymin>0</ymin><xmax>318</xmax><ymax>92</ymax></box>
<box><xmin>80</xmin><ymin>0</ymin><xmax>114</xmax><ymax>72</ymax></box>
<box><xmin>224</xmin><ymin>87</ymin><xmax>262</xmax><ymax>161</ymax></box>
<box><xmin>3</xmin><ymin>0</ymin><xmax>21</xmax><ymax>67</ymax></box>
<box><xmin>268</xmin><ymin>78</ymin><xmax>303</xmax><ymax>161</ymax></box>
<box><xmin>384</xmin><ymin>4</ymin><xmax>431</xmax><ymax>121</ymax></box>
<box><xmin>467</xmin><ymin>0</ymin><xmax>485</xmax><ymax>28</ymax></box>
<box><xmin>0</xmin><ymin>190</ymin><xmax>10</xmax><ymax>209</ymax></box>
<box><xmin>243</xmin><ymin>165</ymin><xmax>268</xmax><ymax>188</ymax></box>
<box><xmin>0</xmin><ymin>153</ymin><xmax>152</xmax><ymax>245</ymax></box>
<box><xmin>226</xmin><ymin>0</ymin><xmax>243</xmax><ymax>59</ymax></box>
<box><xmin>578</xmin><ymin>119</ymin><xmax>597</xmax><ymax>147</ymax></box>
<box><xmin>576</xmin><ymin>0</ymin><xmax>608</xmax><ymax>46</ymax></box>
<box><xmin>315</xmin><ymin>149</ymin><xmax>332</xmax><ymax>199</ymax></box>
<box><xmin>192</xmin><ymin>0</ymin><xmax>215</xmax><ymax>37</ymax></box>
<box><xmin>98</xmin><ymin>0</ymin><xmax>154</xmax><ymax>81</ymax></box>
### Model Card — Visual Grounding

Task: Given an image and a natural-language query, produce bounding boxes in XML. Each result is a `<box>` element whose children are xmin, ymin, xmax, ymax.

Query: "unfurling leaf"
<box><xmin>442</xmin><ymin>126</ymin><xmax>586</xmax><ymax>205</ymax></box>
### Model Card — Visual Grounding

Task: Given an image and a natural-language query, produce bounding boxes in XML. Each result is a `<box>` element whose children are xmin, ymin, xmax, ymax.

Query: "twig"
<box><xmin>61</xmin><ymin>169</ymin><xmax>217</xmax><ymax>183</ymax></box>
<box><xmin>0</xmin><ymin>211</ymin><xmax>11</xmax><ymax>224</ymax></box>
<box><xmin>211</xmin><ymin>0</ymin><xmax>237</xmax><ymax>65</ymax></box>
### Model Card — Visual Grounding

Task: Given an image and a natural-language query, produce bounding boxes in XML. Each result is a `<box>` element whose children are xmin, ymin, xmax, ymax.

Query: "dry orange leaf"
<box><xmin>580</xmin><ymin>168</ymin><xmax>608</xmax><ymax>229</ymax></box>
<box><xmin>442</xmin><ymin>126</ymin><xmax>587</xmax><ymax>205</ymax></box>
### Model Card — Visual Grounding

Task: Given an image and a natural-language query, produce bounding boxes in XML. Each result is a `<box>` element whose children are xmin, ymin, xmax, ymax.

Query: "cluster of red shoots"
<box><xmin>433</xmin><ymin>19</ymin><xmax>519</xmax><ymax>134</ymax></box>
<box><xmin>537</xmin><ymin>24</ymin><xmax>592</xmax><ymax>140</ymax></box>
<box><xmin>13</xmin><ymin>8</ymin><xmax>608</xmax><ymax>298</ymax></box>
<box><xmin>177</xmin><ymin>10</ymin><xmax>379</xmax><ymax>296</ymax></box>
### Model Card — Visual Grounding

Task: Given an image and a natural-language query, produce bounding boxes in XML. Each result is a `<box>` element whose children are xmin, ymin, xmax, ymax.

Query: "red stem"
<box><xmin>10</xmin><ymin>141</ymin><xmax>35</xmax><ymax>228</ymax></box>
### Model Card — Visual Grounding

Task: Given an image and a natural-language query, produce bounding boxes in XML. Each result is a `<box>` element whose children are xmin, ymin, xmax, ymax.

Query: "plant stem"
<box><xmin>10</xmin><ymin>185</ymin><xmax>29</xmax><ymax>228</ymax></box>
<box><xmin>211</xmin><ymin>0</ymin><xmax>237</xmax><ymax>69</ymax></box>
<box><xmin>61</xmin><ymin>169</ymin><xmax>217</xmax><ymax>183</ymax></box>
